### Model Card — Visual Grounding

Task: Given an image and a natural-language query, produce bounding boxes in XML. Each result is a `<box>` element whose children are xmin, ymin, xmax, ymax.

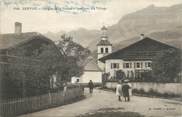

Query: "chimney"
<box><xmin>140</xmin><ymin>34</ymin><xmax>145</xmax><ymax>39</ymax></box>
<box><xmin>15</xmin><ymin>22</ymin><xmax>22</xmax><ymax>34</ymax></box>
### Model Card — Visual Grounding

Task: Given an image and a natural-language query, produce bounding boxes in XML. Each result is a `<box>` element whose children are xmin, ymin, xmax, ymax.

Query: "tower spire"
<box><xmin>101</xmin><ymin>26</ymin><xmax>108</xmax><ymax>40</ymax></box>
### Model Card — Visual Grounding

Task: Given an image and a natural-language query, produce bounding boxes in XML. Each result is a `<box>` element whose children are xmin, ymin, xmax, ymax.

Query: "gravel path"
<box><xmin>19</xmin><ymin>88</ymin><xmax>182</xmax><ymax>117</ymax></box>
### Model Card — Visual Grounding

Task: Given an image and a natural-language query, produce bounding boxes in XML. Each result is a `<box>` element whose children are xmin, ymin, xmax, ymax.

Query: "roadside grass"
<box><xmin>100</xmin><ymin>87</ymin><xmax>181</xmax><ymax>99</ymax></box>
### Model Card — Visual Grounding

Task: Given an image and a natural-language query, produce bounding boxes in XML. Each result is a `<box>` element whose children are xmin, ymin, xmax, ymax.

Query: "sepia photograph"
<box><xmin>0</xmin><ymin>0</ymin><xmax>182</xmax><ymax>117</ymax></box>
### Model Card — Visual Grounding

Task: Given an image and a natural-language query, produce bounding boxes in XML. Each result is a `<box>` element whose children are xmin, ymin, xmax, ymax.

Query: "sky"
<box><xmin>0</xmin><ymin>0</ymin><xmax>182</xmax><ymax>34</ymax></box>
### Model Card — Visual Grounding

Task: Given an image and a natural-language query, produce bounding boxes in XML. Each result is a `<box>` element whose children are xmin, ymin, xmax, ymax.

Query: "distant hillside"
<box><xmin>45</xmin><ymin>3</ymin><xmax>182</xmax><ymax>51</ymax></box>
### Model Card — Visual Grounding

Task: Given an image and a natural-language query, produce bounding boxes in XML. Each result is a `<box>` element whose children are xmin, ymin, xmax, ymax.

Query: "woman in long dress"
<box><xmin>116</xmin><ymin>80</ymin><xmax>122</xmax><ymax>101</ymax></box>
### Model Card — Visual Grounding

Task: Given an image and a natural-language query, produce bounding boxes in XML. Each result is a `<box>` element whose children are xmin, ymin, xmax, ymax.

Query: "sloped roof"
<box><xmin>97</xmin><ymin>39</ymin><xmax>112</xmax><ymax>46</ymax></box>
<box><xmin>99</xmin><ymin>37</ymin><xmax>178</xmax><ymax>62</ymax></box>
<box><xmin>0</xmin><ymin>32</ymin><xmax>52</xmax><ymax>50</ymax></box>
<box><xmin>84</xmin><ymin>57</ymin><xmax>102</xmax><ymax>72</ymax></box>
<box><xmin>101</xmin><ymin>26</ymin><xmax>107</xmax><ymax>30</ymax></box>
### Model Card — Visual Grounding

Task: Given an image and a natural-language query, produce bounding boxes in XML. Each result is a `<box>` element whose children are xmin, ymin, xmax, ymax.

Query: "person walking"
<box><xmin>116</xmin><ymin>80</ymin><xmax>122</xmax><ymax>101</ymax></box>
<box><xmin>122</xmin><ymin>80</ymin><xmax>131</xmax><ymax>102</ymax></box>
<box><xmin>88</xmin><ymin>80</ymin><xmax>94</xmax><ymax>94</ymax></box>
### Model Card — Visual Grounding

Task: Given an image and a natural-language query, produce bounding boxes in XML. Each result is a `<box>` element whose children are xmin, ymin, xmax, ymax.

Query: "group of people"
<box><xmin>88</xmin><ymin>79</ymin><xmax>132</xmax><ymax>102</ymax></box>
<box><xmin>116</xmin><ymin>80</ymin><xmax>131</xmax><ymax>102</ymax></box>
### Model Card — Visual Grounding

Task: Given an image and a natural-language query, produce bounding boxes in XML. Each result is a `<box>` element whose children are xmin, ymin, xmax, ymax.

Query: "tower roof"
<box><xmin>101</xmin><ymin>26</ymin><xmax>107</xmax><ymax>30</ymax></box>
<box><xmin>97</xmin><ymin>39</ymin><xmax>112</xmax><ymax>46</ymax></box>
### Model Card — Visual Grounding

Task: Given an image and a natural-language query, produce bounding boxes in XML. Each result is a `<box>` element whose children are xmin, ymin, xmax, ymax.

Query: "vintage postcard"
<box><xmin>0</xmin><ymin>0</ymin><xmax>181</xmax><ymax>117</ymax></box>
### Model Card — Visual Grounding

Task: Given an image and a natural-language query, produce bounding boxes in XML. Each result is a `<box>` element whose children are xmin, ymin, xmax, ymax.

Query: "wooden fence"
<box><xmin>0</xmin><ymin>86</ymin><xmax>84</xmax><ymax>117</ymax></box>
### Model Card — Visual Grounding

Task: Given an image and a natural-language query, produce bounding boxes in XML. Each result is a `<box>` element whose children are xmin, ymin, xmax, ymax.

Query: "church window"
<box><xmin>105</xmin><ymin>48</ymin><xmax>108</xmax><ymax>53</ymax></box>
<box><xmin>101</xmin><ymin>48</ymin><xmax>104</xmax><ymax>53</ymax></box>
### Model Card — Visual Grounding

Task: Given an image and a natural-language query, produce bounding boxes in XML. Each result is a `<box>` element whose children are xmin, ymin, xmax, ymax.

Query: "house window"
<box><xmin>111</xmin><ymin>63</ymin><xmax>119</xmax><ymax>69</ymax></box>
<box><xmin>136</xmin><ymin>62</ymin><xmax>140</xmax><ymax>68</ymax></box>
<box><xmin>148</xmin><ymin>62</ymin><xmax>151</xmax><ymax>67</ymax></box>
<box><xmin>101</xmin><ymin>48</ymin><xmax>104</xmax><ymax>53</ymax></box>
<box><xmin>123</xmin><ymin>63</ymin><xmax>130</xmax><ymax>68</ymax></box>
<box><xmin>105</xmin><ymin>48</ymin><xmax>108</xmax><ymax>53</ymax></box>
<box><xmin>145</xmin><ymin>62</ymin><xmax>152</xmax><ymax>68</ymax></box>
<box><xmin>123</xmin><ymin>63</ymin><xmax>132</xmax><ymax>68</ymax></box>
<box><xmin>145</xmin><ymin>62</ymin><xmax>152</xmax><ymax>67</ymax></box>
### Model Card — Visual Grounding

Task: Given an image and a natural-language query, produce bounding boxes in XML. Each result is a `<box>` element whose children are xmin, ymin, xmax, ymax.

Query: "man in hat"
<box><xmin>122</xmin><ymin>79</ymin><xmax>131</xmax><ymax>101</ymax></box>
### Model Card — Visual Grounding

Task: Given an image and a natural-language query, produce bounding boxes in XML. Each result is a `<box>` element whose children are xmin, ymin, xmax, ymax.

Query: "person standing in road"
<box><xmin>122</xmin><ymin>80</ymin><xmax>131</xmax><ymax>102</ymax></box>
<box><xmin>88</xmin><ymin>80</ymin><xmax>94</xmax><ymax>94</ymax></box>
<box><xmin>116</xmin><ymin>80</ymin><xmax>123</xmax><ymax>101</ymax></box>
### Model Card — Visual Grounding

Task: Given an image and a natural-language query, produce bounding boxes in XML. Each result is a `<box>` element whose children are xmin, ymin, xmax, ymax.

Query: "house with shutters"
<box><xmin>0</xmin><ymin>22</ymin><xmax>63</xmax><ymax>92</ymax></box>
<box><xmin>98</xmin><ymin>34</ymin><xmax>178</xmax><ymax>80</ymax></box>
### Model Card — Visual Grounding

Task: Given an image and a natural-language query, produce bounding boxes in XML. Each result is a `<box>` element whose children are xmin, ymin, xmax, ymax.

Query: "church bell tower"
<box><xmin>97</xmin><ymin>26</ymin><xmax>112</xmax><ymax>70</ymax></box>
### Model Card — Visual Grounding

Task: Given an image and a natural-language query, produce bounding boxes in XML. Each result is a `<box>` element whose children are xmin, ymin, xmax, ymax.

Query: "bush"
<box><xmin>131</xmin><ymin>88</ymin><xmax>179</xmax><ymax>98</ymax></box>
<box><xmin>139</xmin><ymin>88</ymin><xmax>145</xmax><ymax>94</ymax></box>
<box><xmin>148</xmin><ymin>88</ymin><xmax>155</xmax><ymax>95</ymax></box>
<box><xmin>132</xmin><ymin>89</ymin><xmax>139</xmax><ymax>94</ymax></box>
<box><xmin>163</xmin><ymin>93</ymin><xmax>170</xmax><ymax>97</ymax></box>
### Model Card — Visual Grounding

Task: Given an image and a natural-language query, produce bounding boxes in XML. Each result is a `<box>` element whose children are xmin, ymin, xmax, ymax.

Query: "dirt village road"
<box><xmin>19</xmin><ymin>88</ymin><xmax>182</xmax><ymax>117</ymax></box>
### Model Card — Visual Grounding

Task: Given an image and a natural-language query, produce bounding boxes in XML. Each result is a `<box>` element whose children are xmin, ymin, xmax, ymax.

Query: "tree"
<box><xmin>1</xmin><ymin>34</ymin><xmax>90</xmax><ymax>99</ymax></box>
<box><xmin>152</xmin><ymin>49</ymin><xmax>181</xmax><ymax>82</ymax></box>
<box><xmin>56</xmin><ymin>34</ymin><xmax>91</xmax><ymax>81</ymax></box>
<box><xmin>57</xmin><ymin>34</ymin><xmax>90</xmax><ymax>63</ymax></box>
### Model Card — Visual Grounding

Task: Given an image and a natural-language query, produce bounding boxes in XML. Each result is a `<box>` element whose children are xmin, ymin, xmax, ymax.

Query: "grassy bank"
<box><xmin>77</xmin><ymin>111</ymin><xmax>144</xmax><ymax>117</ymax></box>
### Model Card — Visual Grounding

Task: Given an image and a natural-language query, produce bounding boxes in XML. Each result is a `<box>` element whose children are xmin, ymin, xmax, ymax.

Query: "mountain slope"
<box><xmin>45</xmin><ymin>3</ymin><xmax>182</xmax><ymax>51</ymax></box>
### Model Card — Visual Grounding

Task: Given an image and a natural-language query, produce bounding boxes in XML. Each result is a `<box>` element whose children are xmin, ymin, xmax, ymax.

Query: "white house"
<box><xmin>71</xmin><ymin>76</ymin><xmax>80</xmax><ymax>83</ymax></box>
<box><xmin>80</xmin><ymin>57</ymin><xmax>103</xmax><ymax>83</ymax></box>
<box><xmin>98</xmin><ymin>34</ymin><xmax>177</xmax><ymax>80</ymax></box>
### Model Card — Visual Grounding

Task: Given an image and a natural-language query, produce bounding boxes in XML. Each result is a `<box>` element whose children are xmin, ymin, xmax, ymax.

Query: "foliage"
<box><xmin>56</xmin><ymin>34</ymin><xmax>91</xmax><ymax>81</ymax></box>
<box><xmin>57</xmin><ymin>34</ymin><xmax>90</xmax><ymax>66</ymax></box>
<box><xmin>115</xmin><ymin>70</ymin><xmax>126</xmax><ymax>81</ymax></box>
<box><xmin>132</xmin><ymin>88</ymin><xmax>179</xmax><ymax>98</ymax></box>
<box><xmin>1</xmin><ymin>34</ymin><xmax>90</xmax><ymax>99</ymax></box>
<box><xmin>152</xmin><ymin>49</ymin><xmax>181</xmax><ymax>82</ymax></box>
<box><xmin>1</xmin><ymin>43</ymin><xmax>65</xmax><ymax>99</ymax></box>
<box><xmin>58</xmin><ymin>56</ymin><xmax>84</xmax><ymax>82</ymax></box>
<box><xmin>140</xmin><ymin>71</ymin><xmax>153</xmax><ymax>82</ymax></box>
